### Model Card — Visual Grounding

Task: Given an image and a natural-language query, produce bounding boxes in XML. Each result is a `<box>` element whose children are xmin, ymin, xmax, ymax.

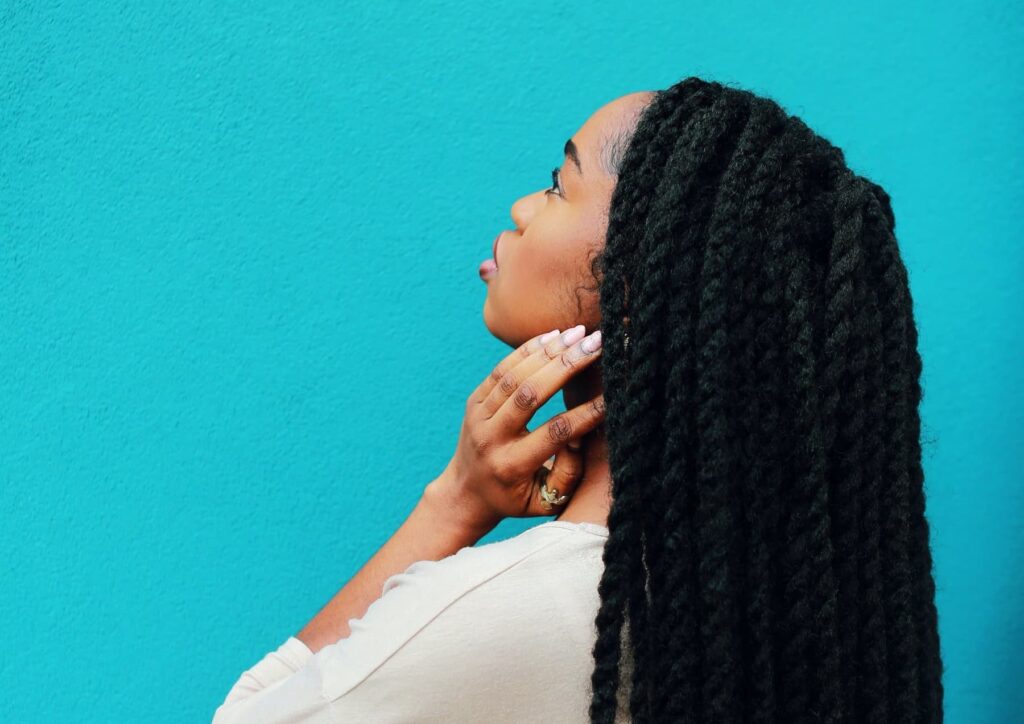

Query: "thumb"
<box><xmin>526</xmin><ymin>440</ymin><xmax>584</xmax><ymax>516</ymax></box>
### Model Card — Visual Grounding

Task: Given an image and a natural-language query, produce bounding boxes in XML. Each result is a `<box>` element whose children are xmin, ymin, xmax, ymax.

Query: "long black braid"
<box><xmin>586</xmin><ymin>76</ymin><xmax>944</xmax><ymax>723</ymax></box>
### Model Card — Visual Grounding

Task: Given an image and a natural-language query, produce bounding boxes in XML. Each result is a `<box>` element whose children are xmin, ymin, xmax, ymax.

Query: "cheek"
<box><xmin>505</xmin><ymin>242</ymin><xmax>577</xmax><ymax>291</ymax></box>
<box><xmin>505</xmin><ymin>206</ymin><xmax>601</xmax><ymax>291</ymax></box>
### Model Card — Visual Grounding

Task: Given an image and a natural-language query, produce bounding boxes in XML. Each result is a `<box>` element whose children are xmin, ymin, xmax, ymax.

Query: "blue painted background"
<box><xmin>2</xmin><ymin>2</ymin><xmax>1020</xmax><ymax>722</ymax></box>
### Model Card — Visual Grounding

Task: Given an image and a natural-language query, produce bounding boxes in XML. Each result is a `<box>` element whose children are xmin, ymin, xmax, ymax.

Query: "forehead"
<box><xmin>569</xmin><ymin>107</ymin><xmax>616</xmax><ymax>173</ymax></box>
<box><xmin>575</xmin><ymin>99</ymin><xmax>627</xmax><ymax>144</ymax></box>
<box><xmin>568</xmin><ymin>93</ymin><xmax>653</xmax><ymax>178</ymax></box>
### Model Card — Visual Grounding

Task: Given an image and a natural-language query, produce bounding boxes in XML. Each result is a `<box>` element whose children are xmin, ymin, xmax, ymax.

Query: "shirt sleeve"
<box><xmin>210</xmin><ymin>530</ymin><xmax>583</xmax><ymax>724</ymax></box>
<box><xmin>216</xmin><ymin>636</ymin><xmax>315</xmax><ymax>708</ymax></box>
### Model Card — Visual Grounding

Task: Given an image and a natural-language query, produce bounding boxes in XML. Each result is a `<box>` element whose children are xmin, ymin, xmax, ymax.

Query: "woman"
<box><xmin>213</xmin><ymin>76</ymin><xmax>944</xmax><ymax>723</ymax></box>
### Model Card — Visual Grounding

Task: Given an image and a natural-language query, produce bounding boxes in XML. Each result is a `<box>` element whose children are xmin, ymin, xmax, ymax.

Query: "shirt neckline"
<box><xmin>540</xmin><ymin>520</ymin><xmax>609</xmax><ymax>538</ymax></box>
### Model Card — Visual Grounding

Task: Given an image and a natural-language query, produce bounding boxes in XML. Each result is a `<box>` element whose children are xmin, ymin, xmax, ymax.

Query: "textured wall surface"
<box><xmin>2</xmin><ymin>2</ymin><xmax>1020</xmax><ymax>722</ymax></box>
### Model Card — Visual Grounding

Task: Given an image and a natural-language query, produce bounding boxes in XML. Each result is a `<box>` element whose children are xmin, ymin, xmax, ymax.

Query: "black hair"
<box><xmin>585</xmin><ymin>76</ymin><xmax>943</xmax><ymax>723</ymax></box>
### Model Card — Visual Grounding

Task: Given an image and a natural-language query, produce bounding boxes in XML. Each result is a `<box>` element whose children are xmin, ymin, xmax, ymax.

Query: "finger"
<box><xmin>525</xmin><ymin>443</ymin><xmax>583</xmax><ymax>516</ymax></box>
<box><xmin>516</xmin><ymin>393</ymin><xmax>605</xmax><ymax>471</ymax></box>
<box><xmin>539</xmin><ymin>438</ymin><xmax>578</xmax><ymax>471</ymax></box>
<box><xmin>492</xmin><ymin>327</ymin><xmax>603</xmax><ymax>433</ymax></box>
<box><xmin>479</xmin><ymin>324</ymin><xmax>587</xmax><ymax>418</ymax></box>
<box><xmin>470</xmin><ymin>328</ymin><xmax>561</xmax><ymax>406</ymax></box>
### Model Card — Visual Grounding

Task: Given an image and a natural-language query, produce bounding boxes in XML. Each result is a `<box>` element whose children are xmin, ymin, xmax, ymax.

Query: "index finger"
<box><xmin>491</xmin><ymin>329</ymin><xmax>602</xmax><ymax>434</ymax></box>
<box><xmin>468</xmin><ymin>328</ymin><xmax>561</xmax><ymax>404</ymax></box>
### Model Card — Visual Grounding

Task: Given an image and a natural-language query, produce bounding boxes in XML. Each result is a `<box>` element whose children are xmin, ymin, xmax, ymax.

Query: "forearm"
<box><xmin>295</xmin><ymin>467</ymin><xmax>497</xmax><ymax>653</ymax></box>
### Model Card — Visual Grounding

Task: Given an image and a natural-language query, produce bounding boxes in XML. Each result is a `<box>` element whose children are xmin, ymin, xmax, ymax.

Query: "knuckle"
<box><xmin>547</xmin><ymin>414</ymin><xmax>574</xmax><ymax>444</ymax></box>
<box><xmin>513</xmin><ymin>381</ymin><xmax>539</xmax><ymax>411</ymax></box>
<box><xmin>493</xmin><ymin>457</ymin><xmax>516</xmax><ymax>482</ymax></box>
<box><xmin>490</xmin><ymin>364</ymin><xmax>507</xmax><ymax>384</ymax></box>
<box><xmin>470</xmin><ymin>431</ymin><xmax>492</xmax><ymax>456</ymax></box>
<box><xmin>498</xmin><ymin>369</ymin><xmax>519</xmax><ymax>395</ymax></box>
<box><xmin>591</xmin><ymin>396</ymin><xmax>606</xmax><ymax>415</ymax></box>
<box><xmin>559</xmin><ymin>349</ymin><xmax>580</xmax><ymax>371</ymax></box>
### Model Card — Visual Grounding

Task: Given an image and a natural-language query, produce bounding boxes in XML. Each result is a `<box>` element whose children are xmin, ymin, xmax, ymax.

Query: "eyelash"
<box><xmin>544</xmin><ymin>167</ymin><xmax>562</xmax><ymax>197</ymax></box>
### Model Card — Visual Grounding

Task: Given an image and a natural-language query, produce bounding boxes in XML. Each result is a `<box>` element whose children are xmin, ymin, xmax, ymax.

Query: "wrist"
<box><xmin>423</xmin><ymin>465</ymin><xmax>501</xmax><ymax>540</ymax></box>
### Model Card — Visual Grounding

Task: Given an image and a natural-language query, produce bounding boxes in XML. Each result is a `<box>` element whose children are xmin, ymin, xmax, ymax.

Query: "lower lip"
<box><xmin>479</xmin><ymin>258</ymin><xmax>498</xmax><ymax>281</ymax></box>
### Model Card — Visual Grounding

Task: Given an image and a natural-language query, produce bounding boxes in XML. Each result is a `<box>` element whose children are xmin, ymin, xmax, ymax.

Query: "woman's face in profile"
<box><xmin>481</xmin><ymin>92</ymin><xmax>655</xmax><ymax>348</ymax></box>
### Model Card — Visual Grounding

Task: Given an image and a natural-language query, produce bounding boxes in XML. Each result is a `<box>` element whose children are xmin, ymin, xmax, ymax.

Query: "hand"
<box><xmin>430</xmin><ymin>325</ymin><xmax>606</xmax><ymax>533</ymax></box>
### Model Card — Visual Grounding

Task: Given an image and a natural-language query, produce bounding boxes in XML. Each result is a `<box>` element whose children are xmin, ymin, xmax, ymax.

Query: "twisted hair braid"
<box><xmin>585</xmin><ymin>76</ymin><xmax>943</xmax><ymax>723</ymax></box>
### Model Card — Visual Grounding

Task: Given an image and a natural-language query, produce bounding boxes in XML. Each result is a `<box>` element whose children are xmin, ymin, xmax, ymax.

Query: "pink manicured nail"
<box><xmin>561</xmin><ymin>325</ymin><xmax>586</xmax><ymax>345</ymax></box>
<box><xmin>581</xmin><ymin>330</ymin><xmax>602</xmax><ymax>353</ymax></box>
<box><xmin>539</xmin><ymin>329</ymin><xmax>561</xmax><ymax>344</ymax></box>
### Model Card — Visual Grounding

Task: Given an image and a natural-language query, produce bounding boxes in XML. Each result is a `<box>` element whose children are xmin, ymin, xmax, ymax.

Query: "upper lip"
<box><xmin>492</xmin><ymin>233</ymin><xmax>502</xmax><ymax>267</ymax></box>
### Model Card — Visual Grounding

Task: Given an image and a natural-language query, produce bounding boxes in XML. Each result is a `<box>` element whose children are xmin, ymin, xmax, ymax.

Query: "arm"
<box><xmin>214</xmin><ymin>515</ymin><xmax>586</xmax><ymax>724</ymax></box>
<box><xmin>214</xmin><ymin>329</ymin><xmax>605</xmax><ymax>721</ymax></box>
<box><xmin>295</xmin><ymin>465</ymin><xmax>496</xmax><ymax>653</ymax></box>
<box><xmin>296</xmin><ymin>326</ymin><xmax>606</xmax><ymax>653</ymax></box>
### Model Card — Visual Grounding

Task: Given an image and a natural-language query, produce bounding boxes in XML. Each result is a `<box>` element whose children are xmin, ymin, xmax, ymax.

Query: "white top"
<box><xmin>212</xmin><ymin>520</ymin><xmax>634</xmax><ymax>723</ymax></box>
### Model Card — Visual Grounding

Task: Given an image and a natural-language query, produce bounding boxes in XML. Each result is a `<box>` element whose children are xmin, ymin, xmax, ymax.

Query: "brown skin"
<box><xmin>296</xmin><ymin>308</ymin><xmax>612</xmax><ymax>654</ymax></box>
<box><xmin>435</xmin><ymin>325</ymin><xmax>608</xmax><ymax>533</ymax></box>
<box><xmin>292</xmin><ymin>92</ymin><xmax>656</xmax><ymax>654</ymax></box>
<box><xmin>483</xmin><ymin>91</ymin><xmax>657</xmax><ymax>529</ymax></box>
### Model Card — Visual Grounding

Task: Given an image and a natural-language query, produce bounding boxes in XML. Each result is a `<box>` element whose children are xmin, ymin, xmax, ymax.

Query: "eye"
<box><xmin>544</xmin><ymin>166</ymin><xmax>563</xmax><ymax>198</ymax></box>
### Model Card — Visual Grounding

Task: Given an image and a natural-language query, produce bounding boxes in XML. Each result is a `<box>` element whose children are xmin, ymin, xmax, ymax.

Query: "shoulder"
<box><xmin>213</xmin><ymin>522</ymin><xmax>613</xmax><ymax>724</ymax></box>
<box><xmin>381</xmin><ymin>520</ymin><xmax>601</xmax><ymax>598</ymax></box>
<box><xmin>380</xmin><ymin>520</ymin><xmax>609</xmax><ymax>608</ymax></box>
<box><xmin>318</xmin><ymin>522</ymin><xmax>609</xmax><ymax>713</ymax></box>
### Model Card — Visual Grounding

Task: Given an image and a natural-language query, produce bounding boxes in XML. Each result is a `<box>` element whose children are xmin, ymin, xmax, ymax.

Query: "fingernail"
<box><xmin>561</xmin><ymin>324</ymin><xmax>586</xmax><ymax>345</ymax></box>
<box><xmin>539</xmin><ymin>328</ymin><xmax>561</xmax><ymax>344</ymax></box>
<box><xmin>567</xmin><ymin>439</ymin><xmax>581</xmax><ymax>450</ymax></box>
<box><xmin>581</xmin><ymin>330</ymin><xmax>602</xmax><ymax>353</ymax></box>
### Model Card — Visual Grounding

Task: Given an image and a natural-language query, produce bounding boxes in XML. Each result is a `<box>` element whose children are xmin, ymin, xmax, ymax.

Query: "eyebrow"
<box><xmin>564</xmin><ymin>138</ymin><xmax>583</xmax><ymax>177</ymax></box>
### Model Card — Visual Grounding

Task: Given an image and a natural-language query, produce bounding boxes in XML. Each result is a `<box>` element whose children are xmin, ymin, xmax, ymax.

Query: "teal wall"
<box><xmin>2</xmin><ymin>2</ymin><xmax>1020</xmax><ymax>722</ymax></box>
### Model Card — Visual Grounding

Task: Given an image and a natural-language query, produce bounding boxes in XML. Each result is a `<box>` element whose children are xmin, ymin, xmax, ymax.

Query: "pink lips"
<box><xmin>479</xmin><ymin>259</ymin><xmax>497</xmax><ymax>280</ymax></box>
<box><xmin>480</xmin><ymin>232</ymin><xmax>502</xmax><ymax>282</ymax></box>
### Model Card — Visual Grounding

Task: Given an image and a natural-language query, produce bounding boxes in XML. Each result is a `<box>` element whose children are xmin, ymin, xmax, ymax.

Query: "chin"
<box><xmin>482</xmin><ymin>297</ymin><xmax>496</xmax><ymax>334</ymax></box>
<box><xmin>482</xmin><ymin>309</ymin><xmax>525</xmax><ymax>349</ymax></box>
<box><xmin>481</xmin><ymin>300</ymin><xmax>507</xmax><ymax>344</ymax></box>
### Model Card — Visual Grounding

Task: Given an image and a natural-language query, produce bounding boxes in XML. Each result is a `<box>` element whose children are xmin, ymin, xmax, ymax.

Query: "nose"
<box><xmin>510</xmin><ymin>189</ymin><xmax>548</xmax><ymax>232</ymax></box>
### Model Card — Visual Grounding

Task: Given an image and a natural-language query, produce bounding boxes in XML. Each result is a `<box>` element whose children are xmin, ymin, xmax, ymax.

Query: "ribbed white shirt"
<box><xmin>212</xmin><ymin>520</ymin><xmax>634</xmax><ymax>723</ymax></box>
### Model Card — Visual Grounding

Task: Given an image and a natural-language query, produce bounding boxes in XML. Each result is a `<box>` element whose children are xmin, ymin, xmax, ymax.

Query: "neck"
<box><xmin>554</xmin><ymin>363</ymin><xmax>612</xmax><ymax>528</ymax></box>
